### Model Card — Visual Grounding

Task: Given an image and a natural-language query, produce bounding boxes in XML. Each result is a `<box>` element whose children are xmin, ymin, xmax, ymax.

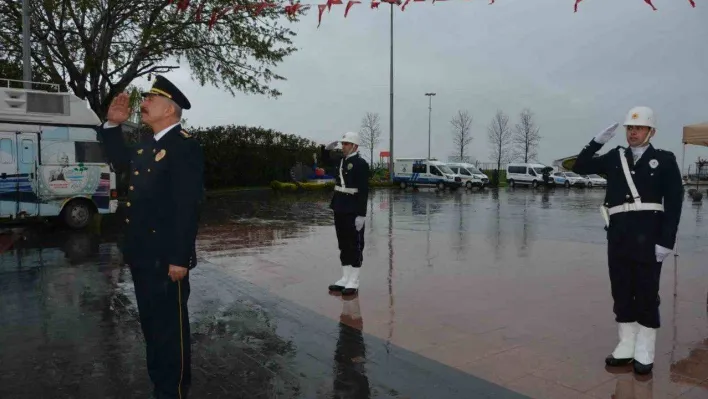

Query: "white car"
<box><xmin>583</xmin><ymin>174</ymin><xmax>607</xmax><ymax>188</ymax></box>
<box><xmin>552</xmin><ymin>171</ymin><xmax>588</xmax><ymax>188</ymax></box>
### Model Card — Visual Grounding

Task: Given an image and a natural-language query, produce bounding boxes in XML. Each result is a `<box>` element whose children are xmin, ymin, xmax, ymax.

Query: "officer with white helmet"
<box><xmin>325</xmin><ymin>132</ymin><xmax>370</xmax><ymax>296</ymax></box>
<box><xmin>574</xmin><ymin>106</ymin><xmax>683</xmax><ymax>375</ymax></box>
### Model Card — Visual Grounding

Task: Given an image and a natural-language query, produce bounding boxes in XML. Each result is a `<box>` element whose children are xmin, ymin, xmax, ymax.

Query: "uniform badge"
<box><xmin>347</xmin><ymin>163</ymin><xmax>353</xmax><ymax>170</ymax></box>
<box><xmin>137</xmin><ymin>149</ymin><xmax>143</xmax><ymax>154</ymax></box>
<box><xmin>155</xmin><ymin>149</ymin><xmax>167</xmax><ymax>162</ymax></box>
<box><xmin>649</xmin><ymin>159</ymin><xmax>659</xmax><ymax>169</ymax></box>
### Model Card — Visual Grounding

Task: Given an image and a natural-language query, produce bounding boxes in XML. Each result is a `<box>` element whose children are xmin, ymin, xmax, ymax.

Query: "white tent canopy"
<box><xmin>682</xmin><ymin>123</ymin><xmax>708</xmax><ymax>146</ymax></box>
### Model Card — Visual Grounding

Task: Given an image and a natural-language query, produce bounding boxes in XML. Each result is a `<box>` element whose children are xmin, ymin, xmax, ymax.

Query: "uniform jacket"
<box><xmin>573</xmin><ymin>140</ymin><xmax>683</xmax><ymax>262</ymax></box>
<box><xmin>330</xmin><ymin>153</ymin><xmax>369</xmax><ymax>217</ymax></box>
<box><xmin>97</xmin><ymin>124</ymin><xmax>204</xmax><ymax>269</ymax></box>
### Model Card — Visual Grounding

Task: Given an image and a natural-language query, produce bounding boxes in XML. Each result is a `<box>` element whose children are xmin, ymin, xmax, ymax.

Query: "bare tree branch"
<box><xmin>512</xmin><ymin>108</ymin><xmax>541</xmax><ymax>163</ymax></box>
<box><xmin>487</xmin><ymin>110</ymin><xmax>513</xmax><ymax>186</ymax></box>
<box><xmin>450</xmin><ymin>110</ymin><xmax>473</xmax><ymax>161</ymax></box>
<box><xmin>359</xmin><ymin>112</ymin><xmax>381</xmax><ymax>165</ymax></box>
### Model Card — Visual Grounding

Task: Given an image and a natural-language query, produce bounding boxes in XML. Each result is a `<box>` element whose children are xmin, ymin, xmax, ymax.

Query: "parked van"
<box><xmin>506</xmin><ymin>163</ymin><xmax>551</xmax><ymax>188</ymax></box>
<box><xmin>393</xmin><ymin>158</ymin><xmax>462</xmax><ymax>190</ymax></box>
<box><xmin>446</xmin><ymin>162</ymin><xmax>489</xmax><ymax>189</ymax></box>
<box><xmin>0</xmin><ymin>79</ymin><xmax>118</xmax><ymax>229</ymax></box>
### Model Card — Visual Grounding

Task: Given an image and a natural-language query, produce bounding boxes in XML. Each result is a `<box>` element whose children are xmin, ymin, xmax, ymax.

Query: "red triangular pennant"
<box><xmin>345</xmin><ymin>1</ymin><xmax>361</xmax><ymax>17</ymax></box>
<box><xmin>317</xmin><ymin>4</ymin><xmax>327</xmax><ymax>27</ymax></box>
<box><xmin>371</xmin><ymin>1</ymin><xmax>380</xmax><ymax>8</ymax></box>
<box><xmin>401</xmin><ymin>0</ymin><xmax>412</xmax><ymax>10</ymax></box>
<box><xmin>644</xmin><ymin>0</ymin><xmax>657</xmax><ymax>10</ymax></box>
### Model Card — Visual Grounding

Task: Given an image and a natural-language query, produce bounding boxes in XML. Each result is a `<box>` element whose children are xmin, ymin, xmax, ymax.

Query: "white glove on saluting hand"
<box><xmin>355</xmin><ymin>217</ymin><xmax>365</xmax><ymax>231</ymax></box>
<box><xmin>655</xmin><ymin>245</ymin><xmax>672</xmax><ymax>263</ymax></box>
<box><xmin>593</xmin><ymin>122</ymin><xmax>619</xmax><ymax>145</ymax></box>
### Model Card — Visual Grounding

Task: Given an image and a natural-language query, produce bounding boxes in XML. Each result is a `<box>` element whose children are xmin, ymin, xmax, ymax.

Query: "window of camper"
<box><xmin>21</xmin><ymin>139</ymin><xmax>34</xmax><ymax>164</ymax></box>
<box><xmin>75</xmin><ymin>142</ymin><xmax>105</xmax><ymax>163</ymax></box>
<box><xmin>0</xmin><ymin>139</ymin><xmax>13</xmax><ymax>164</ymax></box>
<box><xmin>412</xmin><ymin>164</ymin><xmax>426</xmax><ymax>174</ymax></box>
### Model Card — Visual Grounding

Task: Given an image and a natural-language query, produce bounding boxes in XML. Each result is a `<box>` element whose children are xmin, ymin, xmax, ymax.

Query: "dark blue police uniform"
<box><xmin>98</xmin><ymin>76</ymin><xmax>204</xmax><ymax>399</ymax></box>
<box><xmin>329</xmin><ymin>152</ymin><xmax>369</xmax><ymax>286</ymax></box>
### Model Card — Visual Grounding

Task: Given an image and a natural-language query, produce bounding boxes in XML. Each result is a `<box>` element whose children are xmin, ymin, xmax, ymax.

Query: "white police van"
<box><xmin>393</xmin><ymin>158</ymin><xmax>462</xmax><ymax>190</ymax></box>
<box><xmin>506</xmin><ymin>162</ymin><xmax>552</xmax><ymax>188</ymax></box>
<box><xmin>0</xmin><ymin>79</ymin><xmax>118</xmax><ymax>229</ymax></box>
<box><xmin>446</xmin><ymin>162</ymin><xmax>489</xmax><ymax>189</ymax></box>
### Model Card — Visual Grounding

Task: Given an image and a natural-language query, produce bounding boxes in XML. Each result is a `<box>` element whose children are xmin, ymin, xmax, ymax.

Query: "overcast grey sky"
<box><xmin>133</xmin><ymin>0</ymin><xmax>707</xmax><ymax>168</ymax></box>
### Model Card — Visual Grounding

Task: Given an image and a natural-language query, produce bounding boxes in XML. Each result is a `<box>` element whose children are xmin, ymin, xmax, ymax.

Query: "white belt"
<box><xmin>335</xmin><ymin>186</ymin><xmax>358</xmax><ymax>194</ymax></box>
<box><xmin>607</xmin><ymin>202</ymin><xmax>664</xmax><ymax>215</ymax></box>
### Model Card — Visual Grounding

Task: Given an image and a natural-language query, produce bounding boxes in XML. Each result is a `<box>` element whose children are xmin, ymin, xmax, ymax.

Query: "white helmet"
<box><xmin>623</xmin><ymin>106</ymin><xmax>656</xmax><ymax>128</ymax></box>
<box><xmin>340</xmin><ymin>131</ymin><xmax>360</xmax><ymax>146</ymax></box>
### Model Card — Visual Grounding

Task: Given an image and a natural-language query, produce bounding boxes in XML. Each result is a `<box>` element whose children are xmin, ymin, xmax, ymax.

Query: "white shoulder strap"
<box><xmin>338</xmin><ymin>158</ymin><xmax>346</xmax><ymax>189</ymax></box>
<box><xmin>618</xmin><ymin>150</ymin><xmax>641</xmax><ymax>204</ymax></box>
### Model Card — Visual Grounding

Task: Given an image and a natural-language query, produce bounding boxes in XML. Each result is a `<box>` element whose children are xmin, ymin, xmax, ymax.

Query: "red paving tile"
<box><xmin>507</xmin><ymin>375</ymin><xmax>595</xmax><ymax>399</ymax></box>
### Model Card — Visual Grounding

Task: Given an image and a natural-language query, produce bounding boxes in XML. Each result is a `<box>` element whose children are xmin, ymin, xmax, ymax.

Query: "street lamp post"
<box><xmin>425</xmin><ymin>93</ymin><xmax>436</xmax><ymax>160</ymax></box>
<box><xmin>388</xmin><ymin>3</ymin><xmax>395</xmax><ymax>182</ymax></box>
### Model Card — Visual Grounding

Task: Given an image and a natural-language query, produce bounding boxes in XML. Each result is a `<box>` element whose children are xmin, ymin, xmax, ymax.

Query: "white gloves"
<box><xmin>655</xmin><ymin>244</ymin><xmax>672</xmax><ymax>263</ymax></box>
<box><xmin>355</xmin><ymin>216</ymin><xmax>365</xmax><ymax>231</ymax></box>
<box><xmin>593</xmin><ymin>122</ymin><xmax>619</xmax><ymax>145</ymax></box>
<box><xmin>325</xmin><ymin>141</ymin><xmax>339</xmax><ymax>150</ymax></box>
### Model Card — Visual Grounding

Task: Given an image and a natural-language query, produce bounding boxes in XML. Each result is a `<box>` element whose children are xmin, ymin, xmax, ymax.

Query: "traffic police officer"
<box><xmin>573</xmin><ymin>106</ymin><xmax>683</xmax><ymax>375</ymax></box>
<box><xmin>326</xmin><ymin>132</ymin><xmax>370</xmax><ymax>296</ymax></box>
<box><xmin>97</xmin><ymin>75</ymin><xmax>204</xmax><ymax>398</ymax></box>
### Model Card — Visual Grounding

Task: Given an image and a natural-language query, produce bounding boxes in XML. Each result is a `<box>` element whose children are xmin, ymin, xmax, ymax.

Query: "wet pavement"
<box><xmin>1</xmin><ymin>188</ymin><xmax>707</xmax><ymax>398</ymax></box>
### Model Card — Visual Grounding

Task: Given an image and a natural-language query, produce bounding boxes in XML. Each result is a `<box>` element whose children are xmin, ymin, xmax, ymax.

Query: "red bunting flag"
<box><xmin>688</xmin><ymin>0</ymin><xmax>696</xmax><ymax>7</ymax></box>
<box><xmin>345</xmin><ymin>1</ymin><xmax>361</xmax><ymax>16</ymax></box>
<box><xmin>208</xmin><ymin>9</ymin><xmax>219</xmax><ymax>30</ymax></box>
<box><xmin>318</xmin><ymin>4</ymin><xmax>327</xmax><ymax>26</ymax></box>
<box><xmin>371</xmin><ymin>1</ymin><xmax>380</xmax><ymax>8</ymax></box>
<box><xmin>327</xmin><ymin>0</ymin><xmax>344</xmax><ymax>10</ymax></box>
<box><xmin>401</xmin><ymin>0</ymin><xmax>412</xmax><ymax>11</ymax></box>
<box><xmin>643</xmin><ymin>0</ymin><xmax>657</xmax><ymax>10</ymax></box>
<box><xmin>285</xmin><ymin>2</ymin><xmax>304</xmax><ymax>16</ymax></box>
<box><xmin>196</xmin><ymin>1</ymin><xmax>205</xmax><ymax>21</ymax></box>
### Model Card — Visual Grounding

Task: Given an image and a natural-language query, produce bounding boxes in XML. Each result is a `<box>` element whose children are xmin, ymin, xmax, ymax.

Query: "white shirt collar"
<box><xmin>346</xmin><ymin>151</ymin><xmax>359</xmax><ymax>159</ymax></box>
<box><xmin>631</xmin><ymin>144</ymin><xmax>649</xmax><ymax>160</ymax></box>
<box><xmin>154</xmin><ymin>123</ymin><xmax>180</xmax><ymax>142</ymax></box>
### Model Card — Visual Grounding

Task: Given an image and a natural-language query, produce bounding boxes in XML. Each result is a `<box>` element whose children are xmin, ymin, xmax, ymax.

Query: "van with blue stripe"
<box><xmin>393</xmin><ymin>158</ymin><xmax>462</xmax><ymax>190</ymax></box>
<box><xmin>0</xmin><ymin>79</ymin><xmax>118</xmax><ymax>229</ymax></box>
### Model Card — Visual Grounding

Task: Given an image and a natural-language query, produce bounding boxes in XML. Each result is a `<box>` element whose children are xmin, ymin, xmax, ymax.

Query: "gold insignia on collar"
<box><xmin>155</xmin><ymin>149</ymin><xmax>167</xmax><ymax>162</ymax></box>
<box><xmin>180</xmin><ymin>130</ymin><xmax>191</xmax><ymax>138</ymax></box>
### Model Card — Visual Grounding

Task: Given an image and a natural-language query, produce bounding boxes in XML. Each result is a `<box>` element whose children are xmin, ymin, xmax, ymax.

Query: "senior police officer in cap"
<box><xmin>97</xmin><ymin>75</ymin><xmax>204</xmax><ymax>398</ymax></box>
<box><xmin>573</xmin><ymin>106</ymin><xmax>683</xmax><ymax>375</ymax></box>
<box><xmin>326</xmin><ymin>132</ymin><xmax>370</xmax><ymax>296</ymax></box>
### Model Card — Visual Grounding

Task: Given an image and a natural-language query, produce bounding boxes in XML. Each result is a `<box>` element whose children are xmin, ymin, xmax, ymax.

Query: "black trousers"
<box><xmin>608</xmin><ymin>248</ymin><xmax>663</xmax><ymax>329</ymax></box>
<box><xmin>130</xmin><ymin>262</ymin><xmax>191</xmax><ymax>399</ymax></box>
<box><xmin>334</xmin><ymin>213</ymin><xmax>365</xmax><ymax>268</ymax></box>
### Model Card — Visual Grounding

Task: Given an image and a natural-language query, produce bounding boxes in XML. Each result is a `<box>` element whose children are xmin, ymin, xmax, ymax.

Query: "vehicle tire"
<box><xmin>399</xmin><ymin>181</ymin><xmax>407</xmax><ymax>189</ymax></box>
<box><xmin>564</xmin><ymin>181</ymin><xmax>570</xmax><ymax>188</ymax></box>
<box><xmin>587</xmin><ymin>182</ymin><xmax>593</xmax><ymax>188</ymax></box>
<box><xmin>509</xmin><ymin>179</ymin><xmax>515</xmax><ymax>188</ymax></box>
<box><xmin>437</xmin><ymin>182</ymin><xmax>445</xmax><ymax>191</ymax></box>
<box><xmin>466</xmin><ymin>181</ymin><xmax>472</xmax><ymax>189</ymax></box>
<box><xmin>532</xmin><ymin>180</ymin><xmax>538</xmax><ymax>188</ymax></box>
<box><xmin>63</xmin><ymin>200</ymin><xmax>95</xmax><ymax>230</ymax></box>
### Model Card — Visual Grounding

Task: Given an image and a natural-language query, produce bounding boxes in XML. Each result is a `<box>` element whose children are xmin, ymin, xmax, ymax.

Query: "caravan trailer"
<box><xmin>0</xmin><ymin>79</ymin><xmax>118</xmax><ymax>229</ymax></box>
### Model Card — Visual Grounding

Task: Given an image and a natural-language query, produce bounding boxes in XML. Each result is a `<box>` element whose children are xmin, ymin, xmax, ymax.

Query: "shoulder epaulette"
<box><xmin>180</xmin><ymin>130</ymin><xmax>192</xmax><ymax>139</ymax></box>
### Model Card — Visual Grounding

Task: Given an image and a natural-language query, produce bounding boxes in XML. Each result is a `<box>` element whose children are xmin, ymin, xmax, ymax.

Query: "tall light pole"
<box><xmin>388</xmin><ymin>3</ymin><xmax>395</xmax><ymax>182</ymax></box>
<box><xmin>22</xmin><ymin>0</ymin><xmax>31</xmax><ymax>88</ymax></box>
<box><xmin>425</xmin><ymin>92</ymin><xmax>435</xmax><ymax>159</ymax></box>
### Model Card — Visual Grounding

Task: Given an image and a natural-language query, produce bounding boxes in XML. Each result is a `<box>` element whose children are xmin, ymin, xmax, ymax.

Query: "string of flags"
<box><xmin>167</xmin><ymin>0</ymin><xmax>697</xmax><ymax>29</ymax></box>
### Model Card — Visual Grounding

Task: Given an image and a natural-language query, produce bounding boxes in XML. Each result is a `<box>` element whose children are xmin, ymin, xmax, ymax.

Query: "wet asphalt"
<box><xmin>1</xmin><ymin>187</ymin><xmax>707</xmax><ymax>398</ymax></box>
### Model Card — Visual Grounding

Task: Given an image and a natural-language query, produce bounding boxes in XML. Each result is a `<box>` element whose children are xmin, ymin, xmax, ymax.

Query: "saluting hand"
<box><xmin>107</xmin><ymin>92</ymin><xmax>131</xmax><ymax>125</ymax></box>
<box><xmin>593</xmin><ymin>122</ymin><xmax>619</xmax><ymax>145</ymax></box>
<box><xmin>168</xmin><ymin>265</ymin><xmax>189</xmax><ymax>282</ymax></box>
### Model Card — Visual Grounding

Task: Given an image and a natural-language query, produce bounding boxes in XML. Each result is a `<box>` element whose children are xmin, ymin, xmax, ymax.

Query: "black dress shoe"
<box><xmin>341</xmin><ymin>287</ymin><xmax>358</xmax><ymax>296</ymax></box>
<box><xmin>633</xmin><ymin>361</ymin><xmax>653</xmax><ymax>375</ymax></box>
<box><xmin>605</xmin><ymin>355</ymin><xmax>633</xmax><ymax>367</ymax></box>
<box><xmin>328</xmin><ymin>284</ymin><xmax>345</xmax><ymax>292</ymax></box>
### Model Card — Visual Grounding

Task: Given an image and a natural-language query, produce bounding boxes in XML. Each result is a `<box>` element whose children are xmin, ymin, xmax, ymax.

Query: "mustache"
<box><xmin>140</xmin><ymin>107</ymin><xmax>148</xmax><ymax>114</ymax></box>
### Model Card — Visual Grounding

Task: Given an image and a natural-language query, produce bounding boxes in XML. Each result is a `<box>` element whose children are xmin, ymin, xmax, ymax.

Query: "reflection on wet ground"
<box><xmin>1</xmin><ymin>188</ymin><xmax>707</xmax><ymax>398</ymax></box>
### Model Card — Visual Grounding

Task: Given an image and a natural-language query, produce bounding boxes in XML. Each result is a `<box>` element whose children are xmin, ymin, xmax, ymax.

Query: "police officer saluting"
<box><xmin>326</xmin><ymin>132</ymin><xmax>369</xmax><ymax>296</ymax></box>
<box><xmin>98</xmin><ymin>76</ymin><xmax>204</xmax><ymax>398</ymax></box>
<box><xmin>573</xmin><ymin>106</ymin><xmax>683</xmax><ymax>375</ymax></box>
